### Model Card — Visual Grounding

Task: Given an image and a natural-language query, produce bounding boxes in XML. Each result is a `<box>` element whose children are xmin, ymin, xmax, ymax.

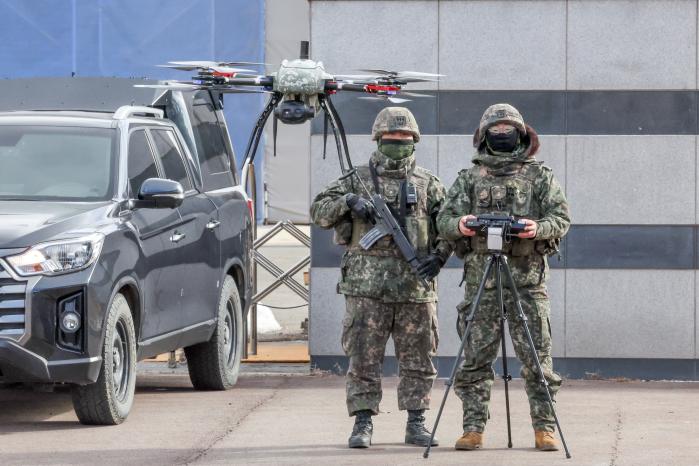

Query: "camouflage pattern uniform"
<box><xmin>311</xmin><ymin>108</ymin><xmax>452</xmax><ymax>416</ymax></box>
<box><xmin>436</xmin><ymin>104</ymin><xmax>570</xmax><ymax>433</ymax></box>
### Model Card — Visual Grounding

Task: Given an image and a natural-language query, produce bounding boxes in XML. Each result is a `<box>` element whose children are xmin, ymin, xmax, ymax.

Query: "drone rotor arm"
<box><xmin>324</xmin><ymin>81</ymin><xmax>367</xmax><ymax>93</ymax></box>
<box><xmin>224</xmin><ymin>76</ymin><xmax>275</xmax><ymax>88</ymax></box>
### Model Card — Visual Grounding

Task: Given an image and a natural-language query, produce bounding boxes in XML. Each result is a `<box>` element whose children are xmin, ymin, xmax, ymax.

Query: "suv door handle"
<box><xmin>206</xmin><ymin>220</ymin><xmax>221</xmax><ymax>230</ymax></box>
<box><xmin>170</xmin><ymin>231</ymin><xmax>186</xmax><ymax>243</ymax></box>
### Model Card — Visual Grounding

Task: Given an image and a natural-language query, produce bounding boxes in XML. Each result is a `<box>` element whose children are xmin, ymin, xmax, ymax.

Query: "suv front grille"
<box><xmin>0</xmin><ymin>263</ymin><xmax>26</xmax><ymax>338</ymax></box>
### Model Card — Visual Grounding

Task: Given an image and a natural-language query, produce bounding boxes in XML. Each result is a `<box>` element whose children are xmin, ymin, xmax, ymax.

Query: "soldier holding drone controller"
<box><xmin>436</xmin><ymin>103</ymin><xmax>570</xmax><ymax>453</ymax></box>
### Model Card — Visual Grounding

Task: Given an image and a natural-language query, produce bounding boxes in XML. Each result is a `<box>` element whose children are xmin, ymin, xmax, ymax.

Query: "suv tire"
<box><xmin>185</xmin><ymin>276</ymin><xmax>243</xmax><ymax>390</ymax></box>
<box><xmin>71</xmin><ymin>293</ymin><xmax>137</xmax><ymax>425</ymax></box>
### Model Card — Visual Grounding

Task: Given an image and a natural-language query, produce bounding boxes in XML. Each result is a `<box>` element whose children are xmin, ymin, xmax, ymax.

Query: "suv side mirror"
<box><xmin>136</xmin><ymin>178</ymin><xmax>184</xmax><ymax>209</ymax></box>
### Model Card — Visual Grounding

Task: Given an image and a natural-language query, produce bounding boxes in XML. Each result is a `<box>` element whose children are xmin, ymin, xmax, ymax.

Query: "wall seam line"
<box><xmin>563</xmin><ymin>0</ymin><xmax>569</xmax><ymax>358</ymax></box>
<box><xmin>71</xmin><ymin>0</ymin><xmax>77</xmax><ymax>76</ymax></box>
<box><xmin>211</xmin><ymin>0</ymin><xmax>215</xmax><ymax>59</ymax></box>
<box><xmin>695</xmin><ymin>0</ymin><xmax>698</xmax><ymax>361</ymax></box>
<box><xmin>307</xmin><ymin>0</ymin><xmax>312</xmax><ymax>227</ymax></box>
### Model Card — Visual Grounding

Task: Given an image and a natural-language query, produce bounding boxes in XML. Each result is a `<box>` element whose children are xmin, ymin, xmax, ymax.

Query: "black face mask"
<box><xmin>485</xmin><ymin>130</ymin><xmax>519</xmax><ymax>153</ymax></box>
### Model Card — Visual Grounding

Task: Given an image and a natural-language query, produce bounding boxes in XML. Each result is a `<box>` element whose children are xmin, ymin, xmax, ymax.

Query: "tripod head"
<box><xmin>465</xmin><ymin>213</ymin><xmax>528</xmax><ymax>252</ymax></box>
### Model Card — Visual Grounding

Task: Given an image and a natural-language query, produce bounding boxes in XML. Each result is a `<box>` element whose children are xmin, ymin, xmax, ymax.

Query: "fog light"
<box><xmin>57</xmin><ymin>292</ymin><xmax>84</xmax><ymax>352</ymax></box>
<box><xmin>61</xmin><ymin>312</ymin><xmax>81</xmax><ymax>333</ymax></box>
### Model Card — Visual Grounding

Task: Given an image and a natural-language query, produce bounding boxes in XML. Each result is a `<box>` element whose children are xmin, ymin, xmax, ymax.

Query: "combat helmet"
<box><xmin>371</xmin><ymin>107</ymin><xmax>420</xmax><ymax>142</ymax></box>
<box><xmin>477</xmin><ymin>103</ymin><xmax>526</xmax><ymax>143</ymax></box>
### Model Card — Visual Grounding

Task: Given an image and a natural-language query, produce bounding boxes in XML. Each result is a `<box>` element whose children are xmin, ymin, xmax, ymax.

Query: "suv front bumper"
<box><xmin>0</xmin><ymin>338</ymin><xmax>101</xmax><ymax>383</ymax></box>
<box><xmin>0</xmin><ymin>260</ymin><xmax>107</xmax><ymax>385</ymax></box>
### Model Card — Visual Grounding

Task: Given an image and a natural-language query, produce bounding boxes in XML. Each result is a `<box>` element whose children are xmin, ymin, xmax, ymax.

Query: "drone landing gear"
<box><xmin>242</xmin><ymin>92</ymin><xmax>282</xmax><ymax>167</ymax></box>
<box><xmin>242</xmin><ymin>93</ymin><xmax>354</xmax><ymax>177</ymax></box>
<box><xmin>319</xmin><ymin>94</ymin><xmax>353</xmax><ymax>174</ymax></box>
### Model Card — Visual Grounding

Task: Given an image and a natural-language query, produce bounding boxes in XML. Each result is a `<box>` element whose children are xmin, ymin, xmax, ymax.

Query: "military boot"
<box><xmin>534</xmin><ymin>430</ymin><xmax>559</xmax><ymax>451</ymax></box>
<box><xmin>454</xmin><ymin>431</ymin><xmax>483</xmax><ymax>450</ymax></box>
<box><xmin>348</xmin><ymin>410</ymin><xmax>373</xmax><ymax>448</ymax></box>
<box><xmin>405</xmin><ymin>409</ymin><xmax>438</xmax><ymax>446</ymax></box>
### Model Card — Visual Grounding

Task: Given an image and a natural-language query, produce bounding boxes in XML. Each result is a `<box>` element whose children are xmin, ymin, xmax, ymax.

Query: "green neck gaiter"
<box><xmin>378</xmin><ymin>139</ymin><xmax>415</xmax><ymax>160</ymax></box>
<box><xmin>473</xmin><ymin>142</ymin><xmax>528</xmax><ymax>168</ymax></box>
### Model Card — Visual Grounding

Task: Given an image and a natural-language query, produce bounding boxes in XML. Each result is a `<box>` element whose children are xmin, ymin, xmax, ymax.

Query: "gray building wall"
<box><xmin>308</xmin><ymin>0</ymin><xmax>699</xmax><ymax>380</ymax></box>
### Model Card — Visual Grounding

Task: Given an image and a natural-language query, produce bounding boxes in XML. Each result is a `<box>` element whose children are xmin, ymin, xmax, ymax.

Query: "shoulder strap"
<box><xmin>398</xmin><ymin>180</ymin><xmax>408</xmax><ymax>229</ymax></box>
<box><xmin>368</xmin><ymin>162</ymin><xmax>381</xmax><ymax>193</ymax></box>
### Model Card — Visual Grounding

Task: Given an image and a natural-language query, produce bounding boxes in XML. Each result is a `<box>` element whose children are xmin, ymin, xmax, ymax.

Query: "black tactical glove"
<box><xmin>345</xmin><ymin>193</ymin><xmax>375</xmax><ymax>223</ymax></box>
<box><xmin>417</xmin><ymin>254</ymin><xmax>444</xmax><ymax>281</ymax></box>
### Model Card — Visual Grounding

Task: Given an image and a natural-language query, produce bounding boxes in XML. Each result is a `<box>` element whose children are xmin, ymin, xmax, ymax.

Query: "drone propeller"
<box><xmin>332</xmin><ymin>74</ymin><xmax>382</xmax><ymax>81</ymax></box>
<box><xmin>163</xmin><ymin>60</ymin><xmax>267</xmax><ymax>70</ymax></box>
<box><xmin>395</xmin><ymin>70</ymin><xmax>444</xmax><ymax>79</ymax></box>
<box><xmin>135</xmin><ymin>82</ymin><xmax>268</xmax><ymax>94</ymax></box>
<box><xmin>400</xmin><ymin>91</ymin><xmax>435</xmax><ymax>98</ymax></box>
<box><xmin>334</xmin><ymin>74</ymin><xmax>438</xmax><ymax>84</ymax></box>
<box><xmin>358</xmin><ymin>96</ymin><xmax>412</xmax><ymax>104</ymax></box>
<box><xmin>218</xmin><ymin>61</ymin><xmax>272</xmax><ymax>67</ymax></box>
<box><xmin>159</xmin><ymin>62</ymin><xmax>257</xmax><ymax>75</ymax></box>
<box><xmin>135</xmin><ymin>82</ymin><xmax>203</xmax><ymax>90</ymax></box>
<box><xmin>358</xmin><ymin>69</ymin><xmax>444</xmax><ymax>79</ymax></box>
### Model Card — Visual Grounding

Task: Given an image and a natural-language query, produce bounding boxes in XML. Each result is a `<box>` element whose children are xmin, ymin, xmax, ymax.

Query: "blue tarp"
<box><xmin>0</xmin><ymin>0</ymin><xmax>266</xmax><ymax>193</ymax></box>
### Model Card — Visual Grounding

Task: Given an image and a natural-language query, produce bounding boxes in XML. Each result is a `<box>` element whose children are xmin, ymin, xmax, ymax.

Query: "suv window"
<box><xmin>189</xmin><ymin>91</ymin><xmax>235</xmax><ymax>190</ymax></box>
<box><xmin>0</xmin><ymin>126</ymin><xmax>116</xmax><ymax>201</ymax></box>
<box><xmin>150</xmin><ymin>129</ymin><xmax>192</xmax><ymax>191</ymax></box>
<box><xmin>127</xmin><ymin>129</ymin><xmax>159</xmax><ymax>197</ymax></box>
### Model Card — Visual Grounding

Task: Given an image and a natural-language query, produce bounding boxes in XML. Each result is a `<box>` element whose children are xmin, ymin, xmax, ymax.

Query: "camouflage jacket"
<box><xmin>311</xmin><ymin>151</ymin><xmax>452</xmax><ymax>303</ymax></box>
<box><xmin>436</xmin><ymin>133</ymin><xmax>570</xmax><ymax>291</ymax></box>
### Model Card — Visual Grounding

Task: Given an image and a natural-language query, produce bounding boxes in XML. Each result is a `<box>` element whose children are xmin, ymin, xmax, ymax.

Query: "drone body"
<box><xmin>273</xmin><ymin>58</ymin><xmax>332</xmax><ymax>95</ymax></box>
<box><xmin>272</xmin><ymin>59</ymin><xmax>332</xmax><ymax>125</ymax></box>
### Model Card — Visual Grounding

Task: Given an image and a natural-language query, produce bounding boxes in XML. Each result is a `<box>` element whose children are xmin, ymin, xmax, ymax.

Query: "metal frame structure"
<box><xmin>246</xmin><ymin>221</ymin><xmax>310</xmax><ymax>355</ymax></box>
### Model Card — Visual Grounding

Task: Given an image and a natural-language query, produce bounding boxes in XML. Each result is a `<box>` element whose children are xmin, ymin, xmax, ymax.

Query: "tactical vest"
<box><xmin>345</xmin><ymin>164</ymin><xmax>432</xmax><ymax>258</ymax></box>
<box><xmin>463</xmin><ymin>162</ymin><xmax>558</xmax><ymax>257</ymax></box>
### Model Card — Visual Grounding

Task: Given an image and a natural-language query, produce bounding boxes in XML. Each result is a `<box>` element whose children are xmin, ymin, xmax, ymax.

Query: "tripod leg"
<box><xmin>423</xmin><ymin>256</ymin><xmax>495</xmax><ymax>459</ymax></box>
<box><xmin>495</xmin><ymin>257</ymin><xmax>513</xmax><ymax>449</ymax></box>
<box><xmin>500</xmin><ymin>256</ymin><xmax>572</xmax><ymax>459</ymax></box>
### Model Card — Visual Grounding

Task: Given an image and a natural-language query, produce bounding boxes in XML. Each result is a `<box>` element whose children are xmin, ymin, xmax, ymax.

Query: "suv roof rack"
<box><xmin>113</xmin><ymin>105</ymin><xmax>163</xmax><ymax>120</ymax></box>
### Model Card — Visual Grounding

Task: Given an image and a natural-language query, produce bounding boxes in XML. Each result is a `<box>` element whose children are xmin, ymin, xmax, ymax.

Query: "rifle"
<box><xmin>341</xmin><ymin>168</ymin><xmax>430</xmax><ymax>289</ymax></box>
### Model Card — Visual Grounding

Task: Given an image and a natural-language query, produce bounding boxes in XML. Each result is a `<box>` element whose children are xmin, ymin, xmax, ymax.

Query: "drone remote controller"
<box><xmin>465</xmin><ymin>214</ymin><xmax>528</xmax><ymax>237</ymax></box>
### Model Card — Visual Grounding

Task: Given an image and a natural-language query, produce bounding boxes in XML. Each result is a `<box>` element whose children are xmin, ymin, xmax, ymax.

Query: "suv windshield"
<box><xmin>0</xmin><ymin>125</ymin><xmax>116</xmax><ymax>201</ymax></box>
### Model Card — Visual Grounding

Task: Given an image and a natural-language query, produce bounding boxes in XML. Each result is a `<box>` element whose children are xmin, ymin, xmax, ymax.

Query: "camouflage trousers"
<box><xmin>342</xmin><ymin>295</ymin><xmax>438</xmax><ymax>416</ymax></box>
<box><xmin>454</xmin><ymin>286</ymin><xmax>562</xmax><ymax>432</ymax></box>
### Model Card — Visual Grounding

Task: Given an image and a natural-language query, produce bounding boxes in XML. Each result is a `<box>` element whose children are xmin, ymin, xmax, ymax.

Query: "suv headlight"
<box><xmin>7</xmin><ymin>233</ymin><xmax>105</xmax><ymax>277</ymax></box>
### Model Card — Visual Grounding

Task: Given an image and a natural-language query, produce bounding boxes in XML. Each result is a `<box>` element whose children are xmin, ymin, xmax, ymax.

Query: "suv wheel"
<box><xmin>185</xmin><ymin>276</ymin><xmax>243</xmax><ymax>390</ymax></box>
<box><xmin>71</xmin><ymin>293</ymin><xmax>137</xmax><ymax>425</ymax></box>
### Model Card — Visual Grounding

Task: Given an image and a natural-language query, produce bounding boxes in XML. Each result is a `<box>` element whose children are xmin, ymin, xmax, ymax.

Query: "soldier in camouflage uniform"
<box><xmin>311</xmin><ymin>107</ymin><xmax>452</xmax><ymax>449</ymax></box>
<box><xmin>436</xmin><ymin>104</ymin><xmax>570</xmax><ymax>452</ymax></box>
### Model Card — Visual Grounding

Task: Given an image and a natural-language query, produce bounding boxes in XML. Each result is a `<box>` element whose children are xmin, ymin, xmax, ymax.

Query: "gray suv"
<box><xmin>0</xmin><ymin>89</ymin><xmax>253</xmax><ymax>425</ymax></box>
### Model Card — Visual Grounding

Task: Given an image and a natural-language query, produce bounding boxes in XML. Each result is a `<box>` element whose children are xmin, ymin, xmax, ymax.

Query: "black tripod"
<box><xmin>423</xmin><ymin>252</ymin><xmax>571</xmax><ymax>459</ymax></box>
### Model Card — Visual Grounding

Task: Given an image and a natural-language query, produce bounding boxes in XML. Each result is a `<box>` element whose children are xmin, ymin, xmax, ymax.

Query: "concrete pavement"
<box><xmin>1</xmin><ymin>366</ymin><xmax>698</xmax><ymax>465</ymax></box>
